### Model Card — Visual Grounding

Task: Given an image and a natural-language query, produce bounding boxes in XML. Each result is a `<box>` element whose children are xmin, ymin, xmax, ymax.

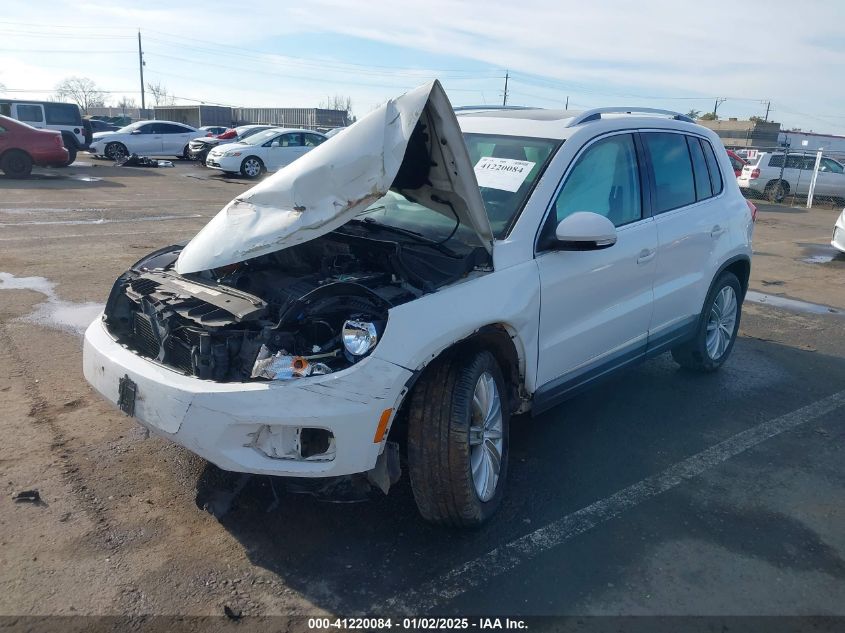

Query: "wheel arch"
<box><xmin>60</xmin><ymin>131</ymin><xmax>80</xmax><ymax>149</ymax></box>
<box><xmin>387</xmin><ymin>322</ymin><xmax>528</xmax><ymax>445</ymax></box>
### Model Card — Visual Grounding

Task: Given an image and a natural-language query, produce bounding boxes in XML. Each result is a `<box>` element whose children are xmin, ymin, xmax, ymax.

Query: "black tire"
<box><xmin>240</xmin><ymin>156</ymin><xmax>264</xmax><ymax>179</ymax></box>
<box><xmin>0</xmin><ymin>150</ymin><xmax>33</xmax><ymax>178</ymax></box>
<box><xmin>407</xmin><ymin>349</ymin><xmax>510</xmax><ymax>527</ymax></box>
<box><xmin>197</xmin><ymin>149</ymin><xmax>209</xmax><ymax>165</ymax></box>
<box><xmin>60</xmin><ymin>145</ymin><xmax>77</xmax><ymax>167</ymax></box>
<box><xmin>671</xmin><ymin>271</ymin><xmax>742</xmax><ymax>372</ymax></box>
<box><xmin>105</xmin><ymin>142</ymin><xmax>128</xmax><ymax>162</ymax></box>
<box><xmin>764</xmin><ymin>179</ymin><xmax>788</xmax><ymax>203</ymax></box>
<box><xmin>181</xmin><ymin>145</ymin><xmax>190</xmax><ymax>160</ymax></box>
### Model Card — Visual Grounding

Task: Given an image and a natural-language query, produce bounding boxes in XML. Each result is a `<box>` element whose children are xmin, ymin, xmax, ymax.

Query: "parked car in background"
<box><xmin>83</xmin><ymin>82</ymin><xmax>752</xmax><ymax>526</ymax></box>
<box><xmin>0</xmin><ymin>114</ymin><xmax>69</xmax><ymax>177</ymax></box>
<box><xmin>199</xmin><ymin>125</ymin><xmax>228</xmax><ymax>137</ymax></box>
<box><xmin>205</xmin><ymin>128</ymin><xmax>326</xmax><ymax>178</ymax></box>
<box><xmin>833</xmin><ymin>208</ymin><xmax>845</xmax><ymax>254</ymax></box>
<box><xmin>86</xmin><ymin>118</ymin><xmax>121</xmax><ymax>133</ymax></box>
<box><xmin>737</xmin><ymin>152</ymin><xmax>845</xmax><ymax>203</ymax></box>
<box><xmin>88</xmin><ymin>120</ymin><xmax>201</xmax><ymax>161</ymax></box>
<box><xmin>0</xmin><ymin>99</ymin><xmax>89</xmax><ymax>165</ymax></box>
<box><xmin>727</xmin><ymin>149</ymin><xmax>747</xmax><ymax>177</ymax></box>
<box><xmin>324</xmin><ymin>127</ymin><xmax>346</xmax><ymax>138</ymax></box>
<box><xmin>188</xmin><ymin>124</ymin><xmax>275</xmax><ymax>164</ymax></box>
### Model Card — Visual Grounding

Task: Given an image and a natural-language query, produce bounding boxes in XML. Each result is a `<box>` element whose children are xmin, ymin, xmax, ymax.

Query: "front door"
<box><xmin>536</xmin><ymin>132</ymin><xmax>657</xmax><ymax>397</ymax></box>
<box><xmin>265</xmin><ymin>132</ymin><xmax>307</xmax><ymax>171</ymax></box>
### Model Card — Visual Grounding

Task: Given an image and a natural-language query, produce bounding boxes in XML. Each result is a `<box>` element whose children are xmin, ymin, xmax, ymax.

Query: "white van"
<box><xmin>0</xmin><ymin>99</ymin><xmax>90</xmax><ymax>166</ymax></box>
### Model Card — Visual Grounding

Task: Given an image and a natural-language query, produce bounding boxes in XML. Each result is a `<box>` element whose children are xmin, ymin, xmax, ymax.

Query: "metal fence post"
<box><xmin>806</xmin><ymin>149</ymin><xmax>824</xmax><ymax>209</ymax></box>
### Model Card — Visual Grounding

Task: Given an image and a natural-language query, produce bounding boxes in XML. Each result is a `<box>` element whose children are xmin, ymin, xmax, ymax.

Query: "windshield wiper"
<box><xmin>343</xmin><ymin>218</ymin><xmax>460</xmax><ymax>256</ymax></box>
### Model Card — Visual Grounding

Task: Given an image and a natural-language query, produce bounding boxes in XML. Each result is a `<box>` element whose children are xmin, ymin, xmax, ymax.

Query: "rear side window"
<box><xmin>304</xmin><ymin>133</ymin><xmax>325</xmax><ymax>147</ymax></box>
<box><xmin>687</xmin><ymin>137</ymin><xmax>712</xmax><ymax>200</ymax></box>
<box><xmin>17</xmin><ymin>105</ymin><xmax>43</xmax><ymax>123</ymax></box>
<box><xmin>643</xmin><ymin>132</ymin><xmax>695</xmax><ymax>213</ymax></box>
<box><xmin>552</xmin><ymin>133</ymin><xmax>642</xmax><ymax>228</ymax></box>
<box><xmin>45</xmin><ymin>103</ymin><xmax>81</xmax><ymax>126</ymax></box>
<box><xmin>699</xmin><ymin>138</ymin><xmax>724</xmax><ymax>195</ymax></box>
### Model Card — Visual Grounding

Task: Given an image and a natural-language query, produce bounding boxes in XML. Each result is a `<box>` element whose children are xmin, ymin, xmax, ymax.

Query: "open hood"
<box><xmin>175</xmin><ymin>80</ymin><xmax>493</xmax><ymax>274</ymax></box>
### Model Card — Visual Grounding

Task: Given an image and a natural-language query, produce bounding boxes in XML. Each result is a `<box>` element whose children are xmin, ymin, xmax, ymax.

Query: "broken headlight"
<box><xmin>342</xmin><ymin>320</ymin><xmax>378</xmax><ymax>357</ymax></box>
<box><xmin>251</xmin><ymin>346</ymin><xmax>332</xmax><ymax>381</ymax></box>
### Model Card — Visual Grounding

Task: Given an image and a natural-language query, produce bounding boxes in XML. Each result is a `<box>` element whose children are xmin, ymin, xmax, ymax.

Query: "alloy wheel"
<box><xmin>468</xmin><ymin>371</ymin><xmax>504</xmax><ymax>502</ymax></box>
<box><xmin>705</xmin><ymin>286</ymin><xmax>738</xmax><ymax>360</ymax></box>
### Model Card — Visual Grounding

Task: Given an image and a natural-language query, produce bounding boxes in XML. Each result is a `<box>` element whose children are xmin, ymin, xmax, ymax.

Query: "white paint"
<box><xmin>377</xmin><ymin>390</ymin><xmax>845</xmax><ymax>614</ymax></box>
<box><xmin>175</xmin><ymin>80</ymin><xmax>493</xmax><ymax>274</ymax></box>
<box><xmin>474</xmin><ymin>157</ymin><xmax>535</xmax><ymax>192</ymax></box>
<box><xmin>0</xmin><ymin>272</ymin><xmax>104</xmax><ymax>336</ymax></box>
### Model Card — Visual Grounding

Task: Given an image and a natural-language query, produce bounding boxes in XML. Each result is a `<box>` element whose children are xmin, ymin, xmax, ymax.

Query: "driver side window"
<box><xmin>552</xmin><ymin>134</ymin><xmax>642</xmax><ymax>228</ymax></box>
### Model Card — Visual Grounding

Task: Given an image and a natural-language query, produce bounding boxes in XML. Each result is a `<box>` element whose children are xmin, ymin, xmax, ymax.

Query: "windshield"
<box><xmin>240</xmin><ymin>129</ymin><xmax>281</xmax><ymax>146</ymax></box>
<box><xmin>238</xmin><ymin>126</ymin><xmax>270</xmax><ymax>140</ymax></box>
<box><xmin>116</xmin><ymin>121</ymin><xmax>144</xmax><ymax>133</ymax></box>
<box><xmin>356</xmin><ymin>133</ymin><xmax>560</xmax><ymax>244</ymax></box>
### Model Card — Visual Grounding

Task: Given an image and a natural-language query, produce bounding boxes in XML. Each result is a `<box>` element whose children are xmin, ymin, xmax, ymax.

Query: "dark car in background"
<box><xmin>0</xmin><ymin>114</ymin><xmax>69</xmax><ymax>178</ymax></box>
<box><xmin>86</xmin><ymin>118</ymin><xmax>121</xmax><ymax>133</ymax></box>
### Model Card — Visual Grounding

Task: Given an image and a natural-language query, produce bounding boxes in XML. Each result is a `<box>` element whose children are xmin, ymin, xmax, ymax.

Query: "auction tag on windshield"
<box><xmin>474</xmin><ymin>157</ymin><xmax>536</xmax><ymax>192</ymax></box>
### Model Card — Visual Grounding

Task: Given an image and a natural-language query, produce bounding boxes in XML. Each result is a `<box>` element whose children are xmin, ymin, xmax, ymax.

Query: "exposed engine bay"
<box><xmin>103</xmin><ymin>229</ymin><xmax>490</xmax><ymax>382</ymax></box>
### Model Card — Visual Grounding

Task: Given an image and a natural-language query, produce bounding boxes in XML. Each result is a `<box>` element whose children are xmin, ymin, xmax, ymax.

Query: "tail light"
<box><xmin>54</xmin><ymin>135</ymin><xmax>63</xmax><ymax>148</ymax></box>
<box><xmin>750</xmin><ymin>168</ymin><xmax>760</xmax><ymax>179</ymax></box>
<box><xmin>746</xmin><ymin>199</ymin><xmax>757</xmax><ymax>223</ymax></box>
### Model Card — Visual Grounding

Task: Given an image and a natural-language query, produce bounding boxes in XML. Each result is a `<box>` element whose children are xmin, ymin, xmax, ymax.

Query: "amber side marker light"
<box><xmin>373</xmin><ymin>408</ymin><xmax>393</xmax><ymax>443</ymax></box>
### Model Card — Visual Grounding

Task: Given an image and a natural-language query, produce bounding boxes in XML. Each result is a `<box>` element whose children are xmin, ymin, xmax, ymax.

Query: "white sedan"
<box><xmin>205</xmin><ymin>128</ymin><xmax>327</xmax><ymax>178</ymax></box>
<box><xmin>88</xmin><ymin>120</ymin><xmax>202</xmax><ymax>161</ymax></box>
<box><xmin>833</xmin><ymin>208</ymin><xmax>845</xmax><ymax>253</ymax></box>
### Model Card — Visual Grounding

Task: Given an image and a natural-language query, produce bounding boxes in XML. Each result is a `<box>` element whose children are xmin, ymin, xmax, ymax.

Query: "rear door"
<box><xmin>816</xmin><ymin>157</ymin><xmax>845</xmax><ymax>199</ymax></box>
<box><xmin>12</xmin><ymin>103</ymin><xmax>46</xmax><ymax>129</ymax></box>
<box><xmin>156</xmin><ymin>123</ymin><xmax>193</xmax><ymax>154</ymax></box>
<box><xmin>645</xmin><ymin>132</ymin><xmax>731</xmax><ymax>346</ymax></box>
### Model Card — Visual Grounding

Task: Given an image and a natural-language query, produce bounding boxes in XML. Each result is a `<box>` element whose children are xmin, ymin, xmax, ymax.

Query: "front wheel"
<box><xmin>105</xmin><ymin>142</ymin><xmax>128</xmax><ymax>162</ymax></box>
<box><xmin>407</xmin><ymin>350</ymin><xmax>509</xmax><ymax>527</ymax></box>
<box><xmin>240</xmin><ymin>156</ymin><xmax>263</xmax><ymax>178</ymax></box>
<box><xmin>672</xmin><ymin>271</ymin><xmax>742</xmax><ymax>372</ymax></box>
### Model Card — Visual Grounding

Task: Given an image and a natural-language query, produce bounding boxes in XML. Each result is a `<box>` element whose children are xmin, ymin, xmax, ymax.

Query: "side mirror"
<box><xmin>554</xmin><ymin>212</ymin><xmax>617</xmax><ymax>250</ymax></box>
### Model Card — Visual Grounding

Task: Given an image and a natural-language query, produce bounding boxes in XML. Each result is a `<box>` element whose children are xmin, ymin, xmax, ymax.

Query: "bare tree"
<box><xmin>319</xmin><ymin>94</ymin><xmax>355</xmax><ymax>124</ymax></box>
<box><xmin>146</xmin><ymin>81</ymin><xmax>175</xmax><ymax>106</ymax></box>
<box><xmin>54</xmin><ymin>76</ymin><xmax>107</xmax><ymax>113</ymax></box>
<box><xmin>117</xmin><ymin>96</ymin><xmax>137</xmax><ymax>109</ymax></box>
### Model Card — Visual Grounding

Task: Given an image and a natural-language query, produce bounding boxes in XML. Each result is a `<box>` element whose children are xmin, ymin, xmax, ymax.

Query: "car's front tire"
<box><xmin>240</xmin><ymin>156</ymin><xmax>264</xmax><ymax>178</ymax></box>
<box><xmin>671</xmin><ymin>271</ymin><xmax>742</xmax><ymax>372</ymax></box>
<box><xmin>0</xmin><ymin>150</ymin><xmax>33</xmax><ymax>178</ymax></box>
<box><xmin>105</xmin><ymin>142</ymin><xmax>128</xmax><ymax>162</ymax></box>
<box><xmin>407</xmin><ymin>349</ymin><xmax>509</xmax><ymax>527</ymax></box>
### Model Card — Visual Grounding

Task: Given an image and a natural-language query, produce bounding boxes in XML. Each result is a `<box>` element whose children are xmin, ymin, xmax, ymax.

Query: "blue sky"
<box><xmin>2</xmin><ymin>0</ymin><xmax>844</xmax><ymax>134</ymax></box>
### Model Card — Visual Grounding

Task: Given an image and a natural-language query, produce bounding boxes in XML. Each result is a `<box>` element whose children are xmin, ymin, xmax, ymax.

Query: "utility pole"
<box><xmin>502</xmin><ymin>70</ymin><xmax>509</xmax><ymax>106</ymax></box>
<box><xmin>713</xmin><ymin>97</ymin><xmax>726</xmax><ymax>118</ymax></box>
<box><xmin>138</xmin><ymin>30</ymin><xmax>145</xmax><ymax>110</ymax></box>
<box><xmin>565</xmin><ymin>95</ymin><xmax>569</xmax><ymax>109</ymax></box>
<box><xmin>764</xmin><ymin>100</ymin><xmax>771</xmax><ymax>122</ymax></box>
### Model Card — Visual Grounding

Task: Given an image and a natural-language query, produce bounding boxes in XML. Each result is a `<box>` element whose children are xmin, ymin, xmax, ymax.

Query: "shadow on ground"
<box><xmin>190</xmin><ymin>338</ymin><xmax>845</xmax><ymax>614</ymax></box>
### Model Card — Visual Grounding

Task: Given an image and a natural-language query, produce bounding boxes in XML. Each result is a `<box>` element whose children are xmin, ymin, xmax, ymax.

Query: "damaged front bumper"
<box><xmin>83</xmin><ymin>316</ymin><xmax>411</xmax><ymax>479</ymax></box>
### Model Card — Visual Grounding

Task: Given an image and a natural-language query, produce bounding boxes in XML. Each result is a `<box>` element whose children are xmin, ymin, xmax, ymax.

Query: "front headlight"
<box><xmin>342</xmin><ymin>320</ymin><xmax>378</xmax><ymax>357</ymax></box>
<box><xmin>224</xmin><ymin>150</ymin><xmax>242</xmax><ymax>157</ymax></box>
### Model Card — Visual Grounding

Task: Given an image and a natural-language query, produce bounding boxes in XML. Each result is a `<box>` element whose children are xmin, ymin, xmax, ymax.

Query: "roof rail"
<box><xmin>566</xmin><ymin>107</ymin><xmax>695</xmax><ymax>127</ymax></box>
<box><xmin>453</xmin><ymin>105</ymin><xmax>538</xmax><ymax>112</ymax></box>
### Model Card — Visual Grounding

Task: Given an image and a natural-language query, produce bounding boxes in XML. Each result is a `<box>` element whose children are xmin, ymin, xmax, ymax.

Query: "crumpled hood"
<box><xmin>175</xmin><ymin>80</ymin><xmax>493</xmax><ymax>274</ymax></box>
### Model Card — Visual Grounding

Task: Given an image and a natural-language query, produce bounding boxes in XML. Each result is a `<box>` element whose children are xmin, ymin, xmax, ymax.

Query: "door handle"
<box><xmin>711</xmin><ymin>225</ymin><xmax>726</xmax><ymax>237</ymax></box>
<box><xmin>637</xmin><ymin>249</ymin><xmax>655</xmax><ymax>264</ymax></box>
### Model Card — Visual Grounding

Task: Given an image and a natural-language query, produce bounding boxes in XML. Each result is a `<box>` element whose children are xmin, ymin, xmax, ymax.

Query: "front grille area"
<box><xmin>132</xmin><ymin>312</ymin><xmax>160</xmax><ymax>359</ymax></box>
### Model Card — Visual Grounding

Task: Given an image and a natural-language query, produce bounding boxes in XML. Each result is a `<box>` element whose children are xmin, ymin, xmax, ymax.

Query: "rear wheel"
<box><xmin>105</xmin><ymin>142</ymin><xmax>128</xmax><ymax>162</ymax></box>
<box><xmin>240</xmin><ymin>156</ymin><xmax>263</xmax><ymax>178</ymax></box>
<box><xmin>61</xmin><ymin>145</ymin><xmax>77</xmax><ymax>167</ymax></box>
<box><xmin>1</xmin><ymin>150</ymin><xmax>33</xmax><ymax>178</ymax></box>
<box><xmin>764</xmin><ymin>179</ymin><xmax>788</xmax><ymax>203</ymax></box>
<box><xmin>671</xmin><ymin>272</ymin><xmax>742</xmax><ymax>372</ymax></box>
<box><xmin>407</xmin><ymin>349</ymin><xmax>509</xmax><ymax>527</ymax></box>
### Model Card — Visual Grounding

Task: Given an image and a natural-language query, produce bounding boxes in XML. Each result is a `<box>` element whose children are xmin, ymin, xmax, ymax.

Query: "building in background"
<box><xmin>149</xmin><ymin>105</ymin><xmax>349</xmax><ymax>131</ymax></box>
<box><xmin>696</xmin><ymin>118</ymin><xmax>782</xmax><ymax>148</ymax></box>
<box><xmin>778</xmin><ymin>130</ymin><xmax>845</xmax><ymax>153</ymax></box>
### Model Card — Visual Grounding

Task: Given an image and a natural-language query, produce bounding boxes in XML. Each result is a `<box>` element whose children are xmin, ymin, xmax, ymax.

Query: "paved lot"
<box><xmin>1</xmin><ymin>159</ymin><xmax>844</xmax><ymax>618</ymax></box>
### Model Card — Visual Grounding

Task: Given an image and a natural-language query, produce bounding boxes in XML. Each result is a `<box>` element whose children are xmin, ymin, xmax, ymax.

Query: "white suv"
<box><xmin>83</xmin><ymin>82</ymin><xmax>753</xmax><ymax>526</ymax></box>
<box><xmin>737</xmin><ymin>151</ymin><xmax>845</xmax><ymax>203</ymax></box>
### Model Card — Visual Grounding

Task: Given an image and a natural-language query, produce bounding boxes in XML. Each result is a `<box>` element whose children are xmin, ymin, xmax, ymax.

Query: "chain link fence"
<box><xmin>732</xmin><ymin>146</ymin><xmax>845</xmax><ymax>209</ymax></box>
